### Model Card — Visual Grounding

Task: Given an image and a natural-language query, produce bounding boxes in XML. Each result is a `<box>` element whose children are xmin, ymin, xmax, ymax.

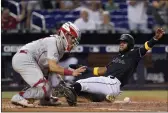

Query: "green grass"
<box><xmin>2</xmin><ymin>92</ymin><xmax>18</xmax><ymax>98</ymax></box>
<box><xmin>117</xmin><ymin>90</ymin><xmax>168</xmax><ymax>100</ymax></box>
<box><xmin>2</xmin><ymin>90</ymin><xmax>168</xmax><ymax>100</ymax></box>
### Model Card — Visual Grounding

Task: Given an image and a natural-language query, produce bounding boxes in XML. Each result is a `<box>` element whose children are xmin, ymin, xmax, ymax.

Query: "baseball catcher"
<box><xmin>11</xmin><ymin>22</ymin><xmax>86</xmax><ymax>107</ymax></box>
<box><xmin>69</xmin><ymin>28</ymin><xmax>165</xmax><ymax>102</ymax></box>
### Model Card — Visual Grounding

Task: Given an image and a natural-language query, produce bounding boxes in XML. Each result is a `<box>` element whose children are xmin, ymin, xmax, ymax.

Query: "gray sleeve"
<box><xmin>47</xmin><ymin>38</ymin><xmax>59</xmax><ymax>62</ymax></box>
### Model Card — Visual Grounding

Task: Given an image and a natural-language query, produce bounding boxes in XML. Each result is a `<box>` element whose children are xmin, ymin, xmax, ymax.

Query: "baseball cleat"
<box><xmin>11</xmin><ymin>94</ymin><xmax>35</xmax><ymax>107</ymax></box>
<box><xmin>106</xmin><ymin>95</ymin><xmax>115</xmax><ymax>103</ymax></box>
<box><xmin>39</xmin><ymin>96</ymin><xmax>62</xmax><ymax>106</ymax></box>
<box><xmin>50</xmin><ymin>96</ymin><xmax>62</xmax><ymax>105</ymax></box>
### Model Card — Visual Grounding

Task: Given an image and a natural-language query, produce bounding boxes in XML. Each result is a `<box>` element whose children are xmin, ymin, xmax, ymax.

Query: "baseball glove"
<box><xmin>52</xmin><ymin>82</ymin><xmax>77</xmax><ymax>106</ymax></box>
<box><xmin>63</xmin><ymin>85</ymin><xmax>77</xmax><ymax>106</ymax></box>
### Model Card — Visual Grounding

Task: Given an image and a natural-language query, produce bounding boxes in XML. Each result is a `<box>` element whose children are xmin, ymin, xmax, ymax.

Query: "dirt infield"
<box><xmin>2</xmin><ymin>97</ymin><xmax>168</xmax><ymax>112</ymax></box>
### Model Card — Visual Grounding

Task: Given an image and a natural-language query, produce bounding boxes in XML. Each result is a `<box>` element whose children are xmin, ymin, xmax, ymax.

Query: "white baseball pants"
<box><xmin>76</xmin><ymin>76</ymin><xmax>121</xmax><ymax>97</ymax></box>
<box><xmin>12</xmin><ymin>51</ymin><xmax>51</xmax><ymax>99</ymax></box>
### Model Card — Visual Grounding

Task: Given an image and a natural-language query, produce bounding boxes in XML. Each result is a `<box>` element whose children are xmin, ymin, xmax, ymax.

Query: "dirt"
<box><xmin>2</xmin><ymin>97</ymin><xmax>168</xmax><ymax>112</ymax></box>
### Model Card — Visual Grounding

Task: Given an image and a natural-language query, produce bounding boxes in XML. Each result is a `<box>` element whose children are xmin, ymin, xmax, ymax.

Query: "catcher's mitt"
<box><xmin>52</xmin><ymin>82</ymin><xmax>77</xmax><ymax>106</ymax></box>
<box><xmin>63</xmin><ymin>85</ymin><xmax>77</xmax><ymax>106</ymax></box>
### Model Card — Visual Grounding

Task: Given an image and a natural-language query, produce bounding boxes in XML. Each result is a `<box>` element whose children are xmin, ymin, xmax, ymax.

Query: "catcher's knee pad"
<box><xmin>33</xmin><ymin>78</ymin><xmax>50</xmax><ymax>96</ymax></box>
<box><xmin>20</xmin><ymin>78</ymin><xmax>51</xmax><ymax>99</ymax></box>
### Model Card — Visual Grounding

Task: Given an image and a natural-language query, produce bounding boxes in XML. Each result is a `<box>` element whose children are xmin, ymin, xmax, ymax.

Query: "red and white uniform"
<box><xmin>12</xmin><ymin>35</ymin><xmax>65</xmax><ymax>87</ymax></box>
<box><xmin>11</xmin><ymin>22</ymin><xmax>81</xmax><ymax>107</ymax></box>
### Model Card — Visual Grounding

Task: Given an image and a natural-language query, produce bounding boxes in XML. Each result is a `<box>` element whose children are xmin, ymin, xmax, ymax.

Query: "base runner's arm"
<box><xmin>92</xmin><ymin>67</ymin><xmax>107</xmax><ymax>76</ymax></box>
<box><xmin>82</xmin><ymin>66</ymin><xmax>107</xmax><ymax>76</ymax></box>
<box><xmin>138</xmin><ymin>37</ymin><xmax>159</xmax><ymax>57</ymax></box>
<box><xmin>48</xmin><ymin>59</ymin><xmax>86</xmax><ymax>76</ymax></box>
<box><xmin>137</xmin><ymin>28</ymin><xmax>165</xmax><ymax>57</ymax></box>
<box><xmin>91</xmin><ymin>28</ymin><xmax>165</xmax><ymax>75</ymax></box>
<box><xmin>69</xmin><ymin>64</ymin><xmax>107</xmax><ymax>76</ymax></box>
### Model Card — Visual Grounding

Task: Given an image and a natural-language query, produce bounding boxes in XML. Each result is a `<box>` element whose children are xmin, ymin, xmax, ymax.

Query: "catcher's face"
<box><xmin>119</xmin><ymin>41</ymin><xmax>128</xmax><ymax>52</ymax></box>
<box><xmin>65</xmin><ymin>33</ymin><xmax>78</xmax><ymax>51</ymax></box>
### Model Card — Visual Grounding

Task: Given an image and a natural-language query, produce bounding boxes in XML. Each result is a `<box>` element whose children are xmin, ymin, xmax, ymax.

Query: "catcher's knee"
<box><xmin>18</xmin><ymin>78</ymin><xmax>52</xmax><ymax>100</ymax></box>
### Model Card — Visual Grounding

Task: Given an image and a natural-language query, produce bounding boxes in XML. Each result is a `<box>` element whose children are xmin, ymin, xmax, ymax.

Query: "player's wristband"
<box><xmin>145</xmin><ymin>37</ymin><xmax>158</xmax><ymax>50</ymax></box>
<box><xmin>145</xmin><ymin>41</ymin><xmax>151</xmax><ymax>50</ymax></box>
<box><xmin>64</xmin><ymin>69</ymin><xmax>73</xmax><ymax>76</ymax></box>
<box><xmin>93</xmin><ymin>67</ymin><xmax>99</xmax><ymax>76</ymax></box>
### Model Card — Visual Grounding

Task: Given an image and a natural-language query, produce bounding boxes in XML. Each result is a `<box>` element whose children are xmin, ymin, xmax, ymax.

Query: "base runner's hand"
<box><xmin>155</xmin><ymin>28</ymin><xmax>165</xmax><ymax>40</ymax></box>
<box><xmin>72</xmin><ymin>66</ymin><xmax>86</xmax><ymax>76</ymax></box>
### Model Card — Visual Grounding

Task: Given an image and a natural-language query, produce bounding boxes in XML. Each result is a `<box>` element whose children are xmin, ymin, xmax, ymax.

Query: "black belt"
<box><xmin>19</xmin><ymin>50</ymin><xmax>27</xmax><ymax>54</ymax></box>
<box><xmin>109</xmin><ymin>75</ymin><xmax>115</xmax><ymax>79</ymax></box>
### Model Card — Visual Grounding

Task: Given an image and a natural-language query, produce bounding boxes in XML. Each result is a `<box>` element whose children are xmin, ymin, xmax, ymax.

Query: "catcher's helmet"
<box><xmin>59</xmin><ymin>22</ymin><xmax>81</xmax><ymax>52</ymax></box>
<box><xmin>119</xmin><ymin>34</ymin><xmax>135</xmax><ymax>50</ymax></box>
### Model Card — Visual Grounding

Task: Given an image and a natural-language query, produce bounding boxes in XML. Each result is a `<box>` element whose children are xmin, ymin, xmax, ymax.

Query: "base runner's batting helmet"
<box><xmin>119</xmin><ymin>34</ymin><xmax>135</xmax><ymax>50</ymax></box>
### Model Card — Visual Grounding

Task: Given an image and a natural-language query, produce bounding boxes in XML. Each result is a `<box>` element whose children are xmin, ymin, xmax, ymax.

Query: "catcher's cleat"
<box><xmin>106</xmin><ymin>95</ymin><xmax>115</xmax><ymax>103</ymax></box>
<box><xmin>11</xmin><ymin>94</ymin><xmax>35</xmax><ymax>107</ymax></box>
<box><xmin>39</xmin><ymin>96</ymin><xmax>62</xmax><ymax>106</ymax></box>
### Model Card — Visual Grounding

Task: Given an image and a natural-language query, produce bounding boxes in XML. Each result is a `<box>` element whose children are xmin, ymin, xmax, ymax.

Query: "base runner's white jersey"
<box><xmin>19</xmin><ymin>35</ymin><xmax>65</xmax><ymax>70</ymax></box>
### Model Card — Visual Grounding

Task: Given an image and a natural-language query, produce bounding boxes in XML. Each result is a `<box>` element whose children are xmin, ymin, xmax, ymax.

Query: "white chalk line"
<box><xmin>94</xmin><ymin>107</ymin><xmax>152</xmax><ymax>112</ymax></box>
<box><xmin>114</xmin><ymin>100</ymin><xmax>167</xmax><ymax>104</ymax></box>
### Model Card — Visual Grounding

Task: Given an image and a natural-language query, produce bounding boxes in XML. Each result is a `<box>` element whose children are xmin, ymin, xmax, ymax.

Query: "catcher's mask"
<box><xmin>59</xmin><ymin>22</ymin><xmax>81</xmax><ymax>52</ymax></box>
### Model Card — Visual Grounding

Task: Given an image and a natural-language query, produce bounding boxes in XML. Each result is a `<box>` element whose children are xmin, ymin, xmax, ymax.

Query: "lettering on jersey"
<box><xmin>112</xmin><ymin>58</ymin><xmax>125</xmax><ymax>64</ymax></box>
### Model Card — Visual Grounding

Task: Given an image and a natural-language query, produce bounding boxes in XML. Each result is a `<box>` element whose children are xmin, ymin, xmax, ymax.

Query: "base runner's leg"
<box><xmin>73</xmin><ymin>76</ymin><xmax>121</xmax><ymax>101</ymax></box>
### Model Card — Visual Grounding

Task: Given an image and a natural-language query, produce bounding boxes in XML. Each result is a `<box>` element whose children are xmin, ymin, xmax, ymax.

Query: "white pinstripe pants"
<box><xmin>76</xmin><ymin>76</ymin><xmax>121</xmax><ymax>97</ymax></box>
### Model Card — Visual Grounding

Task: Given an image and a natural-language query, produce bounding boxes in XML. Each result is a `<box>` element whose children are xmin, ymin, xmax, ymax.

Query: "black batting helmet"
<box><xmin>119</xmin><ymin>34</ymin><xmax>135</xmax><ymax>50</ymax></box>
